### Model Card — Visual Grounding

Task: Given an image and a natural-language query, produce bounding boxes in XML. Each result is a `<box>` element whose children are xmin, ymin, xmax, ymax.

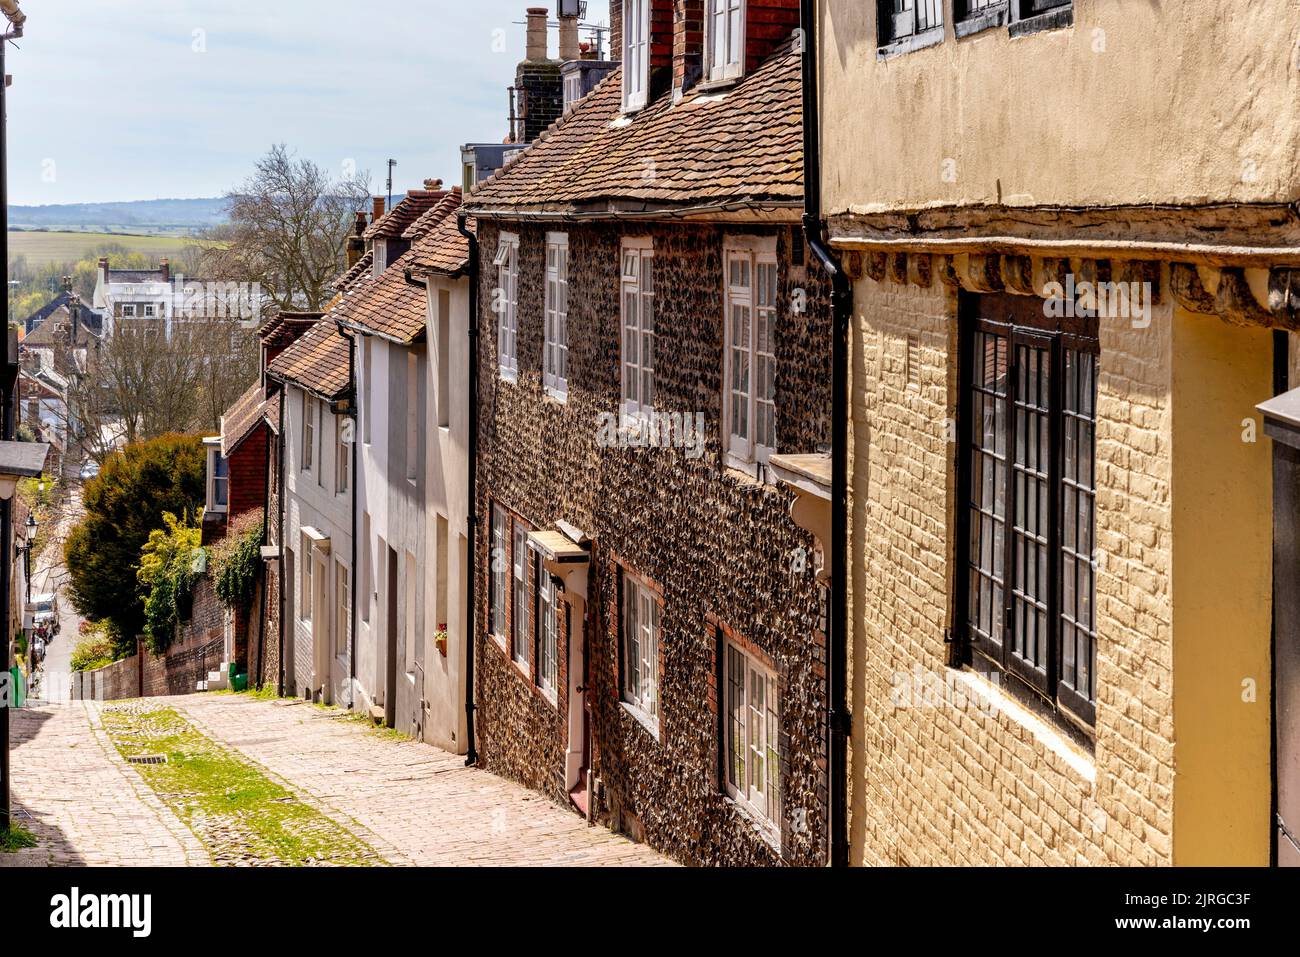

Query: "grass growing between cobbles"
<box><xmin>0</xmin><ymin>825</ymin><xmax>38</xmax><ymax>853</ymax></box>
<box><xmin>101</xmin><ymin>704</ymin><xmax>385</xmax><ymax>867</ymax></box>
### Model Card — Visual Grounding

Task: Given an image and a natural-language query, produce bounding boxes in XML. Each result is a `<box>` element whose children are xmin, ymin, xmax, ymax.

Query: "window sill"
<box><xmin>1008</xmin><ymin>7</ymin><xmax>1073</xmax><ymax>38</ymax></box>
<box><xmin>877</xmin><ymin>26</ymin><xmax>944</xmax><ymax>61</ymax></box>
<box><xmin>499</xmin><ymin>369</ymin><xmax>518</xmax><ymax>385</ymax></box>
<box><xmin>953</xmin><ymin>666</ymin><xmax>1096</xmax><ymax>783</ymax></box>
<box><xmin>723</xmin><ymin>794</ymin><xmax>781</xmax><ymax>855</ymax></box>
<box><xmin>694</xmin><ymin>75</ymin><xmax>741</xmax><ymax>96</ymax></box>
<box><xmin>543</xmin><ymin>386</ymin><xmax>568</xmax><ymax>405</ymax></box>
<box><xmin>954</xmin><ymin>7</ymin><xmax>1009</xmax><ymax>40</ymax></box>
<box><xmin>621</xmin><ymin>700</ymin><xmax>660</xmax><ymax>742</ymax></box>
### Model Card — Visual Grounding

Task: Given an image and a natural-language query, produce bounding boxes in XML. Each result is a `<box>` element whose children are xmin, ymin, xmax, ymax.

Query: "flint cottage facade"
<box><xmin>809</xmin><ymin>0</ymin><xmax>1298</xmax><ymax>865</ymax></box>
<box><xmin>463</xmin><ymin>0</ymin><xmax>832</xmax><ymax>866</ymax></box>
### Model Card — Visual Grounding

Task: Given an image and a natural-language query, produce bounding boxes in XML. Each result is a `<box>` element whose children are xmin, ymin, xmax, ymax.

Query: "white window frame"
<box><xmin>705</xmin><ymin>0</ymin><xmax>746</xmax><ymax>83</ymax></box>
<box><xmin>205</xmin><ymin>445</ymin><xmax>229</xmax><ymax>515</ymax></box>
<box><xmin>405</xmin><ymin>351</ymin><xmax>420</xmax><ymax>484</ymax></box>
<box><xmin>622</xmin><ymin>0</ymin><xmax>650</xmax><ymax>112</ymax></box>
<box><xmin>723</xmin><ymin>236</ymin><xmax>779</xmax><ymax>475</ymax></box>
<box><xmin>302</xmin><ymin>393</ymin><xmax>318</xmax><ymax>473</ymax></box>
<box><xmin>536</xmin><ymin>552</ymin><xmax>558</xmax><ymax>702</ymax></box>
<box><xmin>494</xmin><ymin>232</ymin><xmax>519</xmax><ymax>382</ymax></box>
<box><xmin>563</xmin><ymin>70</ymin><xmax>584</xmax><ymax>114</ymax></box>
<box><xmin>621</xmin><ymin>571</ymin><xmax>660</xmax><ymax>730</ymax></box>
<box><xmin>723</xmin><ymin>639</ymin><xmax>781</xmax><ymax>842</ymax></box>
<box><xmin>620</xmin><ymin>238</ymin><xmax>655</xmax><ymax>424</ymax></box>
<box><xmin>300</xmin><ymin>534</ymin><xmax>313</xmax><ymax>624</ymax></box>
<box><xmin>335</xmin><ymin>559</ymin><xmax>350</xmax><ymax>659</ymax></box>
<box><xmin>120</xmin><ymin>303</ymin><xmax>136</xmax><ymax>318</ymax></box>
<box><xmin>543</xmin><ymin>232</ymin><xmax>569</xmax><ymax>401</ymax></box>
<box><xmin>143</xmin><ymin>303</ymin><xmax>157</xmax><ymax>318</ymax></box>
<box><xmin>335</xmin><ymin>414</ymin><xmax>350</xmax><ymax>494</ymax></box>
<box><xmin>362</xmin><ymin>337</ymin><xmax>373</xmax><ymax>445</ymax></box>
<box><xmin>490</xmin><ymin>505</ymin><xmax>508</xmax><ymax>649</ymax></box>
<box><xmin>511</xmin><ymin>521</ymin><xmax>531</xmax><ymax>674</ymax></box>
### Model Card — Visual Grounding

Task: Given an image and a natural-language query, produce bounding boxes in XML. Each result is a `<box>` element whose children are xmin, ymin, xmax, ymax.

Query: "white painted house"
<box><xmin>266</xmin><ymin>319</ymin><xmax>354</xmax><ymax>706</ymax></box>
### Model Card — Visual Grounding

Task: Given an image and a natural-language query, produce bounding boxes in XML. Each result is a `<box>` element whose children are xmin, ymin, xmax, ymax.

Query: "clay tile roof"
<box><xmin>402</xmin><ymin>187</ymin><xmax>463</xmax><ymax>241</ymax></box>
<box><xmin>410</xmin><ymin>213</ymin><xmax>473</xmax><ymax>278</ymax></box>
<box><xmin>464</xmin><ymin>42</ymin><xmax>803</xmax><ymax>215</ymax></box>
<box><xmin>335</xmin><ymin>250</ymin><xmax>374</xmax><ymax>292</ymax></box>
<box><xmin>335</xmin><ymin>193</ymin><xmax>464</xmax><ymax>342</ymax></box>
<box><xmin>220</xmin><ymin>381</ymin><xmax>268</xmax><ymax>457</ymax></box>
<box><xmin>266</xmin><ymin>316</ymin><xmax>351</xmax><ymax>400</ymax></box>
<box><xmin>363</xmin><ymin>188</ymin><xmax>449</xmax><ymax>242</ymax></box>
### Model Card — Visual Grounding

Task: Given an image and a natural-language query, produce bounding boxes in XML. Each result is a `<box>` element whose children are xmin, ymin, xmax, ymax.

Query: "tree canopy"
<box><xmin>64</xmin><ymin>433</ymin><xmax>206</xmax><ymax>656</ymax></box>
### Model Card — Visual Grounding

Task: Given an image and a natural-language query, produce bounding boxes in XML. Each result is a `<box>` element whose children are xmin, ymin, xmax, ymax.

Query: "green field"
<box><xmin>8</xmin><ymin>230</ymin><xmax>207</xmax><ymax>267</ymax></box>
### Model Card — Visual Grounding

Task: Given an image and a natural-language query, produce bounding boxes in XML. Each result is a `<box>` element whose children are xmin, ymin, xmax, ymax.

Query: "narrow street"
<box><xmin>7</xmin><ymin>692</ymin><xmax>669</xmax><ymax>867</ymax></box>
<box><xmin>28</xmin><ymin>483</ymin><xmax>84</xmax><ymax>704</ymax></box>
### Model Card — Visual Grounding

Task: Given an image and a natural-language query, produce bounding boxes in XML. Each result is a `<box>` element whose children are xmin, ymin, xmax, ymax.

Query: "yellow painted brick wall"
<box><xmin>848</xmin><ymin>275</ymin><xmax>1181</xmax><ymax>866</ymax></box>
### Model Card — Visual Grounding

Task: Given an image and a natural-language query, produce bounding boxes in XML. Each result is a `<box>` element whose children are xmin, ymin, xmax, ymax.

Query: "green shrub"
<box><xmin>64</xmin><ymin>434</ymin><xmax>205</xmax><ymax>657</ymax></box>
<box><xmin>137</xmin><ymin>512</ymin><xmax>205</xmax><ymax>655</ymax></box>
<box><xmin>70</xmin><ymin>628</ymin><xmax>116</xmax><ymax>673</ymax></box>
<box><xmin>212</xmin><ymin>512</ymin><xmax>264</xmax><ymax>612</ymax></box>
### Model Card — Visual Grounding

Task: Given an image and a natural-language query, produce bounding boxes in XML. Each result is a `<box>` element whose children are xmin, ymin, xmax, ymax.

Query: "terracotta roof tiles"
<box><xmin>464</xmin><ymin>42</ymin><xmax>803</xmax><ymax>215</ymax></box>
<box><xmin>363</xmin><ymin>188</ymin><xmax>449</xmax><ymax>241</ymax></box>
<box><xmin>220</xmin><ymin>381</ymin><xmax>268</xmax><ymax>457</ymax></box>
<box><xmin>266</xmin><ymin>316</ymin><xmax>351</xmax><ymax>400</ymax></box>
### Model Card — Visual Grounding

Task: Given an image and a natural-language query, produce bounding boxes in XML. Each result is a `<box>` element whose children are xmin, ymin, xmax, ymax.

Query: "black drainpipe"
<box><xmin>336</xmin><ymin>319</ymin><xmax>360</xmax><ymax>709</ymax></box>
<box><xmin>458</xmin><ymin>211</ymin><xmax>480</xmax><ymax>766</ymax></box>
<box><xmin>801</xmin><ymin>0</ymin><xmax>851</xmax><ymax>869</ymax></box>
<box><xmin>276</xmin><ymin>385</ymin><xmax>287</xmax><ymax>698</ymax></box>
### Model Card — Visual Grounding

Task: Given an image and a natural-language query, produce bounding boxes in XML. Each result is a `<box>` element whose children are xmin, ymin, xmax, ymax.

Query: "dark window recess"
<box><xmin>877</xmin><ymin>0</ymin><xmax>943</xmax><ymax>46</ymax></box>
<box><xmin>1010</xmin><ymin>0</ymin><xmax>1073</xmax><ymax>35</ymax></box>
<box><xmin>954</xmin><ymin>0</ymin><xmax>1009</xmax><ymax>37</ymax></box>
<box><xmin>960</xmin><ymin>293</ymin><xmax>1097</xmax><ymax>727</ymax></box>
<box><xmin>1023</xmin><ymin>0</ymin><xmax>1070</xmax><ymax>12</ymax></box>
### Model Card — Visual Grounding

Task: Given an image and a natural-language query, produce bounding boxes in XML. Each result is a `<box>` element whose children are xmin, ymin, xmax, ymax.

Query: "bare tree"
<box><xmin>198</xmin><ymin>144</ymin><xmax>371</xmax><ymax>312</ymax></box>
<box><xmin>59</xmin><ymin>316</ymin><xmax>258</xmax><ymax>460</ymax></box>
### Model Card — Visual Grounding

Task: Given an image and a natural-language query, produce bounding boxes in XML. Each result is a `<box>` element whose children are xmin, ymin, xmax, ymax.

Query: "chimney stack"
<box><xmin>98</xmin><ymin>257</ymin><xmax>110</xmax><ymax>288</ymax></box>
<box><xmin>372</xmin><ymin>196</ymin><xmax>386</xmax><ymax>223</ymax></box>
<box><xmin>525</xmin><ymin>6</ymin><xmax>549</xmax><ymax>61</ymax></box>
<box><xmin>559</xmin><ymin>11</ymin><xmax>580</xmax><ymax>61</ymax></box>
<box><xmin>347</xmin><ymin>211</ymin><xmax>367</xmax><ymax>268</ymax></box>
<box><xmin>159</xmin><ymin>258</ymin><xmax>171</xmax><ymax>283</ymax></box>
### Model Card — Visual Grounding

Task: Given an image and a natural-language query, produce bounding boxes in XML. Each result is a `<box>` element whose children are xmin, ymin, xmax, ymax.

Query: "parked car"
<box><xmin>32</xmin><ymin>592</ymin><xmax>59</xmax><ymax>636</ymax></box>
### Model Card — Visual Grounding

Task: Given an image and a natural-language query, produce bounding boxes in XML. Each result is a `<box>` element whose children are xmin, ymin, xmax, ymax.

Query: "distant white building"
<box><xmin>92</xmin><ymin>258</ymin><xmax>255</xmax><ymax>336</ymax></box>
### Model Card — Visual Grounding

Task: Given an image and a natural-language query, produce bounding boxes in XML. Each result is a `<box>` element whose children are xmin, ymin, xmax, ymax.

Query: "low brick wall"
<box><xmin>74</xmin><ymin>575</ymin><xmax>229</xmax><ymax>701</ymax></box>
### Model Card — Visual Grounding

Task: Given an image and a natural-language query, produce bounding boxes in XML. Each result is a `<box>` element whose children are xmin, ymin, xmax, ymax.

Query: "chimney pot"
<box><xmin>525</xmin><ymin>6</ymin><xmax>549</xmax><ymax>61</ymax></box>
<box><xmin>559</xmin><ymin>12</ymin><xmax>580</xmax><ymax>61</ymax></box>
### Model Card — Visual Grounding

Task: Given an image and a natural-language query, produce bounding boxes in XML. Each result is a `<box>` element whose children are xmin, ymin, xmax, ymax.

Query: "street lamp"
<box><xmin>23</xmin><ymin>511</ymin><xmax>35</xmax><ymax>603</ymax></box>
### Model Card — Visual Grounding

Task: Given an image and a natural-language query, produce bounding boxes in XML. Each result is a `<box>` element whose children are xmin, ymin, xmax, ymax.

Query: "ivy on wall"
<box><xmin>212</xmin><ymin>512</ymin><xmax>264</xmax><ymax>613</ymax></box>
<box><xmin>137</xmin><ymin>511</ymin><xmax>204</xmax><ymax>656</ymax></box>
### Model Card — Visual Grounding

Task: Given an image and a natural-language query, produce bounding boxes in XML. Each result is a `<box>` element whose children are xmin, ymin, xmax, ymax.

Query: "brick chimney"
<box><xmin>159</xmin><ymin>258</ymin><xmax>171</xmax><ymax>283</ymax></box>
<box><xmin>98</xmin><ymin>257</ymin><xmax>110</xmax><ymax>288</ymax></box>
<box><xmin>372</xmin><ymin>196</ymin><xmax>386</xmax><ymax>223</ymax></box>
<box><xmin>515</xmin><ymin>6</ymin><xmax>562</xmax><ymax>143</ymax></box>
<box><xmin>674</xmin><ymin>0</ymin><xmax>704</xmax><ymax>101</ymax></box>
<box><xmin>347</xmin><ymin>211</ymin><xmax>367</xmax><ymax>268</ymax></box>
<box><xmin>525</xmin><ymin>6</ymin><xmax>549</xmax><ymax>60</ymax></box>
<box><xmin>610</xmin><ymin>0</ymin><xmax>622</xmax><ymax>62</ymax></box>
<box><xmin>559</xmin><ymin>10</ymin><xmax>580</xmax><ymax>61</ymax></box>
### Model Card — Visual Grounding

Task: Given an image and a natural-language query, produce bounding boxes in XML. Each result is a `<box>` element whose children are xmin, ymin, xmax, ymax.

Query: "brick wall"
<box><xmin>474</xmin><ymin>218</ymin><xmax>831</xmax><ymax>866</ymax></box>
<box><xmin>744</xmin><ymin>0</ymin><xmax>801</xmax><ymax>74</ymax></box>
<box><xmin>516</xmin><ymin>62</ymin><xmax>563</xmax><ymax>143</ymax></box>
<box><xmin>847</xmin><ymin>275</ymin><xmax>1177</xmax><ymax>866</ymax></box>
<box><xmin>229</xmin><ymin>424</ymin><xmax>267</xmax><ymax>521</ymax></box>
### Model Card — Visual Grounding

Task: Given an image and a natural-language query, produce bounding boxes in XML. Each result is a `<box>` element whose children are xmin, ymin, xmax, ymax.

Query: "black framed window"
<box><xmin>877</xmin><ymin>0</ymin><xmax>943</xmax><ymax>46</ymax></box>
<box><xmin>960</xmin><ymin>293</ymin><xmax>1097</xmax><ymax>727</ymax></box>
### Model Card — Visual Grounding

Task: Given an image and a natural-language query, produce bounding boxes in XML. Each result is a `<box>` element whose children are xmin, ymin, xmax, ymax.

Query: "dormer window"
<box><xmin>705</xmin><ymin>0</ymin><xmax>745</xmax><ymax>83</ymax></box>
<box><xmin>204</xmin><ymin>439</ymin><xmax>229</xmax><ymax>515</ymax></box>
<box><xmin>623</xmin><ymin>0</ymin><xmax>649</xmax><ymax>112</ymax></box>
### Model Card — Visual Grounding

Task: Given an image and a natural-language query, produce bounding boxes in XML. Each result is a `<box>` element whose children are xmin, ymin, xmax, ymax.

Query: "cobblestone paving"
<box><xmin>173</xmin><ymin>694</ymin><xmax>671</xmax><ymax>866</ymax></box>
<box><xmin>7</xmin><ymin>693</ymin><xmax>671</xmax><ymax>867</ymax></box>
<box><xmin>6</xmin><ymin>702</ymin><xmax>208</xmax><ymax>867</ymax></box>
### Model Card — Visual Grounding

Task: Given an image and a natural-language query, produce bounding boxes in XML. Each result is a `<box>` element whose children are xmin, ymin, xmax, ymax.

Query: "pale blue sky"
<box><xmin>7</xmin><ymin>0</ymin><xmax>610</xmax><ymax>205</ymax></box>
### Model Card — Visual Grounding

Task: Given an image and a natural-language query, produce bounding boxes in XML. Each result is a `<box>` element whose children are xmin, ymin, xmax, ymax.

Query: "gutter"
<box><xmin>458</xmin><ymin>211</ymin><xmax>479</xmax><ymax>766</ymax></box>
<box><xmin>801</xmin><ymin>0</ymin><xmax>851</xmax><ymax>869</ymax></box>
<box><xmin>334</xmin><ymin>314</ymin><xmax>421</xmax><ymax>349</ymax></box>
<box><xmin>462</xmin><ymin>199</ymin><xmax>803</xmax><ymax>224</ymax></box>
